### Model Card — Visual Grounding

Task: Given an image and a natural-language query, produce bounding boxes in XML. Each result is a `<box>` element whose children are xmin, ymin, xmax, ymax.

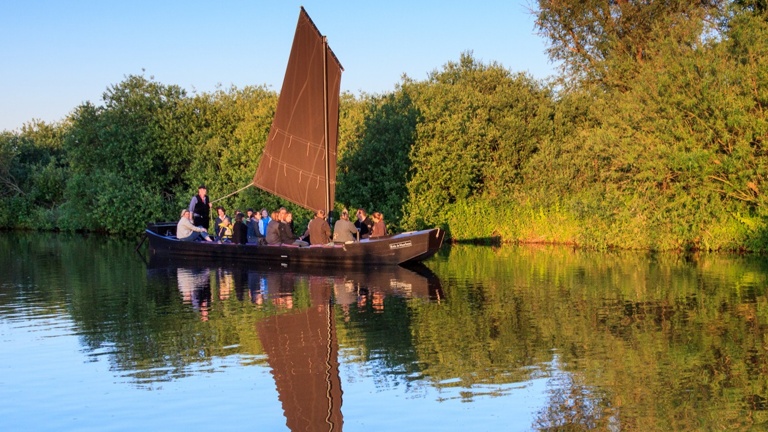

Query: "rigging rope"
<box><xmin>210</xmin><ymin>182</ymin><xmax>254</xmax><ymax>205</ymax></box>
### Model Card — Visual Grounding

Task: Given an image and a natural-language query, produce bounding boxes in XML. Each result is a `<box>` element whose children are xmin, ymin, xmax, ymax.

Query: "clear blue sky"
<box><xmin>0</xmin><ymin>1</ymin><xmax>555</xmax><ymax>132</ymax></box>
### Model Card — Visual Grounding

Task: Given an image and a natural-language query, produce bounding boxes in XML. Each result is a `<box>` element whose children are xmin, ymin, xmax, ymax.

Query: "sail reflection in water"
<box><xmin>258</xmin><ymin>276</ymin><xmax>343</xmax><ymax>432</ymax></box>
<box><xmin>148</xmin><ymin>257</ymin><xmax>443</xmax><ymax>431</ymax></box>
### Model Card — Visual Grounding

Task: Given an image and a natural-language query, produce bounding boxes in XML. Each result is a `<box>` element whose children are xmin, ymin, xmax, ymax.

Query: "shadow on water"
<box><xmin>450</xmin><ymin>236</ymin><xmax>503</xmax><ymax>246</ymax></box>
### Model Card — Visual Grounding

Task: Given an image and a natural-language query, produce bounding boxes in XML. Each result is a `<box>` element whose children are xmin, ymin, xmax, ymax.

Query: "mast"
<box><xmin>323</xmin><ymin>36</ymin><xmax>331</xmax><ymax>216</ymax></box>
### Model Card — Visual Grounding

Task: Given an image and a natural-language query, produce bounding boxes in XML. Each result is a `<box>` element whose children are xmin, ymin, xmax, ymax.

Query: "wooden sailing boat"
<box><xmin>146</xmin><ymin>8</ymin><xmax>445</xmax><ymax>267</ymax></box>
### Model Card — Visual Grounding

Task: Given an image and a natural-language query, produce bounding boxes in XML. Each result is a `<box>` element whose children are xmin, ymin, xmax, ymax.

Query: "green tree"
<box><xmin>0</xmin><ymin>121</ymin><xmax>68</xmax><ymax>229</ymax></box>
<box><xmin>514</xmin><ymin>1</ymin><xmax>768</xmax><ymax>250</ymax></box>
<box><xmin>61</xmin><ymin>75</ymin><xmax>188</xmax><ymax>233</ymax></box>
<box><xmin>534</xmin><ymin>0</ymin><xmax>726</xmax><ymax>89</ymax></box>
<box><xmin>177</xmin><ymin>85</ymin><xmax>280</xmax><ymax>217</ymax></box>
<box><xmin>337</xmin><ymin>91</ymin><xmax>419</xmax><ymax>230</ymax></box>
<box><xmin>400</xmin><ymin>53</ymin><xmax>554</xmax><ymax>232</ymax></box>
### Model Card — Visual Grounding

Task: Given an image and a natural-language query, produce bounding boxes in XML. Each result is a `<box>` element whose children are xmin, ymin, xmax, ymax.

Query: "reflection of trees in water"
<box><xmin>406</xmin><ymin>275</ymin><xmax>551</xmax><ymax>402</ymax></box>
<box><xmin>331</xmin><ymin>275</ymin><xmax>443</xmax><ymax>396</ymax></box>
<box><xmin>424</xmin><ymin>245</ymin><xmax>768</xmax><ymax>429</ymax></box>
<box><xmin>533</xmin><ymin>362</ymin><xmax>617</xmax><ymax>432</ymax></box>
<box><xmin>13</xmin><ymin>232</ymin><xmax>768</xmax><ymax>429</ymax></box>
<box><xmin>110</xmin><ymin>263</ymin><xmax>439</xmax><ymax>388</ymax></box>
<box><xmin>0</xmin><ymin>232</ymin><xmax>444</xmax><ymax>390</ymax></box>
<box><xmin>2</xmin><ymin>234</ymin><xmax>441</xmax><ymax>392</ymax></box>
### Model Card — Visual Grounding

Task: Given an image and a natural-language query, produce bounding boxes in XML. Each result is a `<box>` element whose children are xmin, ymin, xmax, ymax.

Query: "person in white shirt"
<box><xmin>177</xmin><ymin>209</ymin><xmax>213</xmax><ymax>242</ymax></box>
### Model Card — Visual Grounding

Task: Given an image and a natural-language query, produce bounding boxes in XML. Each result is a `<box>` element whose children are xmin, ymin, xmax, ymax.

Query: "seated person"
<box><xmin>214</xmin><ymin>206</ymin><xmax>233</xmax><ymax>242</ymax></box>
<box><xmin>355</xmin><ymin>208</ymin><xmax>374</xmax><ymax>239</ymax></box>
<box><xmin>265</xmin><ymin>210</ymin><xmax>282</xmax><ymax>245</ymax></box>
<box><xmin>259</xmin><ymin>208</ymin><xmax>271</xmax><ymax>236</ymax></box>
<box><xmin>333</xmin><ymin>209</ymin><xmax>358</xmax><ymax>243</ymax></box>
<box><xmin>304</xmin><ymin>209</ymin><xmax>332</xmax><ymax>246</ymax></box>
<box><xmin>177</xmin><ymin>209</ymin><xmax>213</xmax><ymax>242</ymax></box>
<box><xmin>245</xmin><ymin>208</ymin><xmax>263</xmax><ymax>243</ymax></box>
<box><xmin>370</xmin><ymin>212</ymin><xmax>387</xmax><ymax>238</ymax></box>
<box><xmin>280</xmin><ymin>212</ymin><xmax>309</xmax><ymax>246</ymax></box>
<box><xmin>232</xmin><ymin>212</ymin><xmax>248</xmax><ymax>244</ymax></box>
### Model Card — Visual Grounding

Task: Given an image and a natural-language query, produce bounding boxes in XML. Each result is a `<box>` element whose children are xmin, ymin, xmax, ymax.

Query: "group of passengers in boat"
<box><xmin>178</xmin><ymin>184</ymin><xmax>387</xmax><ymax>246</ymax></box>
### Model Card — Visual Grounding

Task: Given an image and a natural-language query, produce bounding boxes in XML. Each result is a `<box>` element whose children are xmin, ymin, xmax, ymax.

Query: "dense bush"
<box><xmin>398</xmin><ymin>54</ymin><xmax>554</xmax><ymax>235</ymax></box>
<box><xmin>336</xmin><ymin>91</ymin><xmax>418</xmax><ymax>231</ymax></box>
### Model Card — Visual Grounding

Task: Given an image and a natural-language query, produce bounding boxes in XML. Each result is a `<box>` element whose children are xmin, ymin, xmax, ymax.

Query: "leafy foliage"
<box><xmin>400</xmin><ymin>53</ymin><xmax>554</xmax><ymax>232</ymax></box>
<box><xmin>0</xmin><ymin>121</ymin><xmax>68</xmax><ymax>229</ymax></box>
<box><xmin>534</xmin><ymin>0</ymin><xmax>726</xmax><ymax>89</ymax></box>
<box><xmin>60</xmin><ymin>76</ymin><xmax>189</xmax><ymax>233</ymax></box>
<box><xmin>336</xmin><ymin>91</ymin><xmax>418</xmax><ymax>230</ymax></box>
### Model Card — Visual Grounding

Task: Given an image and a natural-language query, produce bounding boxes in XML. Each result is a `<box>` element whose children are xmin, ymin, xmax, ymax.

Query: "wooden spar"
<box><xmin>323</xmin><ymin>35</ymin><xmax>331</xmax><ymax>217</ymax></box>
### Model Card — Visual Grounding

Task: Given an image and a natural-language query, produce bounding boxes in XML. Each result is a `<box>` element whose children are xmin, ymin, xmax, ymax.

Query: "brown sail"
<box><xmin>253</xmin><ymin>7</ymin><xmax>343</xmax><ymax>213</ymax></box>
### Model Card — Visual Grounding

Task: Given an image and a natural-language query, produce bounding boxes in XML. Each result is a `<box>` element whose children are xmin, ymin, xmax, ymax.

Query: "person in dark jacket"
<box><xmin>265</xmin><ymin>210</ymin><xmax>282</xmax><ymax>245</ymax></box>
<box><xmin>232</xmin><ymin>212</ymin><xmax>248</xmax><ymax>244</ymax></box>
<box><xmin>354</xmin><ymin>208</ymin><xmax>374</xmax><ymax>239</ymax></box>
<box><xmin>280</xmin><ymin>212</ymin><xmax>308</xmax><ymax>246</ymax></box>
<box><xmin>245</xmin><ymin>208</ymin><xmax>263</xmax><ymax>243</ymax></box>
<box><xmin>188</xmin><ymin>185</ymin><xmax>211</xmax><ymax>229</ymax></box>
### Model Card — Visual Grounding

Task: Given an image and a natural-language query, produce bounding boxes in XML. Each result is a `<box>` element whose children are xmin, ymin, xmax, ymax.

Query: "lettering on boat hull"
<box><xmin>389</xmin><ymin>240</ymin><xmax>412</xmax><ymax>250</ymax></box>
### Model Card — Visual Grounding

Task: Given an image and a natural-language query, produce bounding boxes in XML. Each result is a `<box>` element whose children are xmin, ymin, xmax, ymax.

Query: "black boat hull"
<box><xmin>145</xmin><ymin>223</ymin><xmax>445</xmax><ymax>267</ymax></box>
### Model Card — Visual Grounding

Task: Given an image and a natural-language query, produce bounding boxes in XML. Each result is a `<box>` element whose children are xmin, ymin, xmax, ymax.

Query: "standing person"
<box><xmin>189</xmin><ymin>185</ymin><xmax>212</xmax><ymax>230</ymax></box>
<box><xmin>355</xmin><ymin>208</ymin><xmax>374</xmax><ymax>239</ymax></box>
<box><xmin>177</xmin><ymin>209</ymin><xmax>213</xmax><ymax>242</ymax></box>
<box><xmin>333</xmin><ymin>209</ymin><xmax>358</xmax><ymax>243</ymax></box>
<box><xmin>370</xmin><ymin>212</ymin><xmax>387</xmax><ymax>238</ymax></box>
<box><xmin>304</xmin><ymin>209</ymin><xmax>332</xmax><ymax>245</ymax></box>
<box><xmin>232</xmin><ymin>212</ymin><xmax>248</xmax><ymax>244</ymax></box>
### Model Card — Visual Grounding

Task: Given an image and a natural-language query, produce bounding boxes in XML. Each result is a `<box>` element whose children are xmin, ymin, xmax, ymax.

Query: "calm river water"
<box><xmin>2</xmin><ymin>232</ymin><xmax>768</xmax><ymax>431</ymax></box>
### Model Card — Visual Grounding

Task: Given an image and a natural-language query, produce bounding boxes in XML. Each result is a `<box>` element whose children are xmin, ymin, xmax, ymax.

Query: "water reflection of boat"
<box><xmin>255</xmin><ymin>267</ymin><xmax>441</xmax><ymax>431</ymax></box>
<box><xmin>145</xmin><ymin>256</ymin><xmax>442</xmax><ymax>430</ymax></box>
<box><xmin>147</xmin><ymin>254</ymin><xmax>444</xmax><ymax>304</ymax></box>
<box><xmin>176</xmin><ymin>267</ymin><xmax>211</xmax><ymax>311</ymax></box>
